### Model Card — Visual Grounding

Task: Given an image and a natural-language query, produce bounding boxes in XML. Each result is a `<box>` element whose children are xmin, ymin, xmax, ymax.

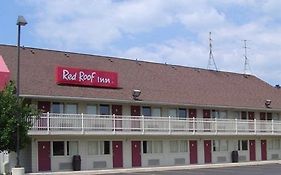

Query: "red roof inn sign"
<box><xmin>56</xmin><ymin>66</ymin><xmax>118</xmax><ymax>88</ymax></box>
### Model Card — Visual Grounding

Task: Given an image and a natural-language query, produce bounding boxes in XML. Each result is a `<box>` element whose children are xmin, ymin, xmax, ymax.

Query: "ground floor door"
<box><xmin>261</xmin><ymin>140</ymin><xmax>267</xmax><ymax>160</ymax></box>
<box><xmin>112</xmin><ymin>141</ymin><xmax>123</xmax><ymax>168</ymax></box>
<box><xmin>189</xmin><ymin>140</ymin><xmax>198</xmax><ymax>164</ymax></box>
<box><xmin>131</xmin><ymin>141</ymin><xmax>141</xmax><ymax>167</ymax></box>
<box><xmin>204</xmin><ymin>140</ymin><xmax>212</xmax><ymax>163</ymax></box>
<box><xmin>38</xmin><ymin>141</ymin><xmax>51</xmax><ymax>171</ymax></box>
<box><xmin>249</xmin><ymin>140</ymin><xmax>256</xmax><ymax>161</ymax></box>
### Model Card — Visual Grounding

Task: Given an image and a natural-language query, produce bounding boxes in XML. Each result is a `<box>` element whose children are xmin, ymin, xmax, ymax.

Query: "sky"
<box><xmin>1</xmin><ymin>0</ymin><xmax>281</xmax><ymax>86</ymax></box>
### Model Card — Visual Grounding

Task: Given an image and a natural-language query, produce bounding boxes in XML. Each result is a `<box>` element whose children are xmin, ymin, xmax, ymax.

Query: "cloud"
<box><xmin>23</xmin><ymin>0</ymin><xmax>281</xmax><ymax>85</ymax></box>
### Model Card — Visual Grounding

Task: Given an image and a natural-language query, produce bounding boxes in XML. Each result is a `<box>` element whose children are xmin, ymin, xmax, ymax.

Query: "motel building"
<box><xmin>1</xmin><ymin>44</ymin><xmax>281</xmax><ymax>173</ymax></box>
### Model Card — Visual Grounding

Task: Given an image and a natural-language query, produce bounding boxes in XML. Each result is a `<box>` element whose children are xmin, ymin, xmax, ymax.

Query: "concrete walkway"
<box><xmin>26</xmin><ymin>160</ymin><xmax>281</xmax><ymax>175</ymax></box>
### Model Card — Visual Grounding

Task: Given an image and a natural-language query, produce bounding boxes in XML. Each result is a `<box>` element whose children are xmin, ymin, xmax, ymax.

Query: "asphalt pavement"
<box><xmin>26</xmin><ymin>160</ymin><xmax>281</xmax><ymax>175</ymax></box>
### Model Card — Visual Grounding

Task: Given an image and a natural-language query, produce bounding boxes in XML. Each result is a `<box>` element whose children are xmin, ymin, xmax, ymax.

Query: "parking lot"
<box><xmin>114</xmin><ymin>164</ymin><xmax>281</xmax><ymax>175</ymax></box>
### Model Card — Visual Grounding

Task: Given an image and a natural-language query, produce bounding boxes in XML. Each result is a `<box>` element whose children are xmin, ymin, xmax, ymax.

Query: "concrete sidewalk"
<box><xmin>26</xmin><ymin>160</ymin><xmax>281</xmax><ymax>175</ymax></box>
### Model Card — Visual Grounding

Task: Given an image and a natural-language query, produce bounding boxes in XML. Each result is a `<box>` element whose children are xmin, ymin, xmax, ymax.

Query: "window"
<box><xmin>52</xmin><ymin>102</ymin><xmax>78</xmax><ymax>114</ymax></box>
<box><xmin>212</xmin><ymin>110</ymin><xmax>227</xmax><ymax>119</ymax></box>
<box><xmin>86</xmin><ymin>105</ymin><xmax>97</xmax><ymax>115</ymax></box>
<box><xmin>241</xmin><ymin>111</ymin><xmax>247</xmax><ymax>120</ymax></box>
<box><xmin>143</xmin><ymin>141</ymin><xmax>163</xmax><ymax>154</ymax></box>
<box><xmin>53</xmin><ymin>141</ymin><xmax>65</xmax><ymax>156</ymax></box>
<box><xmin>213</xmin><ymin>140</ymin><xmax>228</xmax><ymax>152</ymax></box>
<box><xmin>238</xmin><ymin>140</ymin><xmax>248</xmax><ymax>151</ymax></box>
<box><xmin>152</xmin><ymin>108</ymin><xmax>161</xmax><ymax>117</ymax></box>
<box><xmin>168</xmin><ymin>109</ymin><xmax>177</xmax><ymax>118</ymax></box>
<box><xmin>67</xmin><ymin>141</ymin><xmax>78</xmax><ymax>156</ymax></box>
<box><xmin>178</xmin><ymin>108</ymin><xmax>187</xmax><ymax>119</ymax></box>
<box><xmin>170</xmin><ymin>140</ymin><xmax>188</xmax><ymax>153</ymax></box>
<box><xmin>273</xmin><ymin>113</ymin><xmax>280</xmax><ymax>120</ymax></box>
<box><xmin>88</xmin><ymin>141</ymin><xmax>99</xmax><ymax>155</ymax></box>
<box><xmin>88</xmin><ymin>141</ymin><xmax>110</xmax><ymax>155</ymax></box>
<box><xmin>267</xmin><ymin>113</ymin><xmax>272</xmax><ymax>120</ymax></box>
<box><xmin>142</xmin><ymin>106</ymin><xmax>151</xmax><ymax>116</ymax></box>
<box><xmin>233</xmin><ymin>111</ymin><xmax>240</xmax><ymax>119</ymax></box>
<box><xmin>100</xmin><ymin>104</ymin><xmax>110</xmax><ymax>115</ymax></box>
<box><xmin>65</xmin><ymin>104</ymin><xmax>77</xmax><ymax>114</ymax></box>
<box><xmin>52</xmin><ymin>102</ymin><xmax>64</xmax><ymax>113</ymax></box>
<box><xmin>170</xmin><ymin>141</ymin><xmax>178</xmax><ymax>153</ymax></box>
<box><xmin>268</xmin><ymin>139</ymin><xmax>280</xmax><ymax>150</ymax></box>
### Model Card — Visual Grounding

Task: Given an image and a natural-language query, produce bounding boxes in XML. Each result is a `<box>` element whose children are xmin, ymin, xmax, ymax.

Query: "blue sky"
<box><xmin>1</xmin><ymin>0</ymin><xmax>281</xmax><ymax>86</ymax></box>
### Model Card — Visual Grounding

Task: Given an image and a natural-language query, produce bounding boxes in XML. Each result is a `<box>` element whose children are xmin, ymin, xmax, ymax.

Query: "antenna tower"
<box><xmin>207</xmin><ymin>32</ymin><xmax>218</xmax><ymax>71</ymax></box>
<box><xmin>243</xmin><ymin>40</ymin><xmax>251</xmax><ymax>75</ymax></box>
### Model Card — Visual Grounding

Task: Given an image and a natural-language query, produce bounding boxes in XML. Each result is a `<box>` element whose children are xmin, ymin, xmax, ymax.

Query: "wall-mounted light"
<box><xmin>132</xmin><ymin>89</ymin><xmax>141</xmax><ymax>100</ymax></box>
<box><xmin>265</xmin><ymin>99</ymin><xmax>271</xmax><ymax>108</ymax></box>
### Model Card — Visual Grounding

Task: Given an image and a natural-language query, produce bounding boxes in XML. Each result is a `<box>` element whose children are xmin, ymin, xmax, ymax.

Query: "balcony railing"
<box><xmin>28</xmin><ymin>113</ymin><xmax>281</xmax><ymax>135</ymax></box>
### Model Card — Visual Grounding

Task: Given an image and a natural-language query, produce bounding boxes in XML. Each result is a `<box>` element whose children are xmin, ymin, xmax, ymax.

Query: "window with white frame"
<box><xmin>52</xmin><ymin>102</ymin><xmax>78</xmax><ymax>114</ymax></box>
<box><xmin>88</xmin><ymin>141</ymin><xmax>110</xmax><ymax>155</ymax></box>
<box><xmin>268</xmin><ymin>139</ymin><xmax>280</xmax><ymax>150</ymax></box>
<box><xmin>213</xmin><ymin>140</ymin><xmax>228</xmax><ymax>151</ymax></box>
<box><xmin>211</xmin><ymin>110</ymin><xmax>227</xmax><ymax>119</ymax></box>
<box><xmin>238</xmin><ymin>140</ymin><xmax>248</xmax><ymax>151</ymax></box>
<box><xmin>142</xmin><ymin>106</ymin><xmax>151</xmax><ymax>117</ymax></box>
<box><xmin>53</xmin><ymin>141</ymin><xmax>65</xmax><ymax>156</ymax></box>
<box><xmin>143</xmin><ymin>141</ymin><xmax>163</xmax><ymax>154</ymax></box>
<box><xmin>273</xmin><ymin>113</ymin><xmax>280</xmax><ymax>120</ymax></box>
<box><xmin>170</xmin><ymin>140</ymin><xmax>188</xmax><ymax>153</ymax></box>
<box><xmin>53</xmin><ymin>141</ymin><xmax>78</xmax><ymax>156</ymax></box>
<box><xmin>178</xmin><ymin>108</ymin><xmax>187</xmax><ymax>119</ymax></box>
<box><xmin>152</xmin><ymin>107</ymin><xmax>161</xmax><ymax>117</ymax></box>
<box><xmin>168</xmin><ymin>108</ymin><xmax>177</xmax><ymax>118</ymax></box>
<box><xmin>65</xmin><ymin>104</ymin><xmax>78</xmax><ymax>114</ymax></box>
<box><xmin>86</xmin><ymin>105</ymin><xmax>97</xmax><ymax>115</ymax></box>
<box><xmin>67</xmin><ymin>141</ymin><xmax>78</xmax><ymax>156</ymax></box>
<box><xmin>100</xmin><ymin>104</ymin><xmax>110</xmax><ymax>115</ymax></box>
<box><xmin>52</xmin><ymin>102</ymin><xmax>64</xmax><ymax>113</ymax></box>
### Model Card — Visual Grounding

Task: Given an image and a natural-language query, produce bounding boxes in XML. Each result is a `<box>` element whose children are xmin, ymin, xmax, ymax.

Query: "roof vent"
<box><xmin>108</xmin><ymin>58</ymin><xmax>113</xmax><ymax>62</ymax></box>
<box><xmin>30</xmin><ymin>49</ymin><xmax>35</xmax><ymax>54</ymax></box>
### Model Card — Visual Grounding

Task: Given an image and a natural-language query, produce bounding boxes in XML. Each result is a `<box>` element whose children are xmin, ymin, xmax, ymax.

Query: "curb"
<box><xmin>26</xmin><ymin>160</ymin><xmax>281</xmax><ymax>175</ymax></box>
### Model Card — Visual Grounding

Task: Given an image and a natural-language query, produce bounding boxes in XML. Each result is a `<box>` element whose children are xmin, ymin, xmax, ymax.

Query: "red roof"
<box><xmin>1</xmin><ymin>44</ymin><xmax>281</xmax><ymax>110</ymax></box>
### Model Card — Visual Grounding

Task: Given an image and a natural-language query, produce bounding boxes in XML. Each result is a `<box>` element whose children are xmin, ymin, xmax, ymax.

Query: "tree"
<box><xmin>0</xmin><ymin>82</ymin><xmax>39</xmax><ymax>152</ymax></box>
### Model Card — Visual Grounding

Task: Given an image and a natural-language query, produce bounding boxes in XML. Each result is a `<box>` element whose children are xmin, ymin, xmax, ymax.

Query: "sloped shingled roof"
<box><xmin>1</xmin><ymin>44</ymin><xmax>281</xmax><ymax>110</ymax></box>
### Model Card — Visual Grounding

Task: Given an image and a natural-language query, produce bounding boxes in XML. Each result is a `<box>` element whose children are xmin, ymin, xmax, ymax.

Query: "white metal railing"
<box><xmin>28</xmin><ymin>113</ymin><xmax>281</xmax><ymax>135</ymax></box>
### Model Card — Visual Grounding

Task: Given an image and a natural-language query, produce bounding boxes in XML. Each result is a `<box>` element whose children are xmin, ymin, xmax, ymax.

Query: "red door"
<box><xmin>131</xmin><ymin>141</ymin><xmax>141</xmax><ymax>167</ymax></box>
<box><xmin>189</xmin><ymin>140</ymin><xmax>198</xmax><ymax>164</ymax></box>
<box><xmin>131</xmin><ymin>106</ymin><xmax>141</xmax><ymax>130</ymax></box>
<box><xmin>260</xmin><ymin>112</ymin><xmax>266</xmax><ymax>131</ymax></box>
<box><xmin>112</xmin><ymin>105</ymin><xmax>122</xmax><ymax>131</ymax></box>
<box><xmin>38</xmin><ymin>141</ymin><xmax>51</xmax><ymax>171</ymax></box>
<box><xmin>260</xmin><ymin>112</ymin><xmax>266</xmax><ymax>120</ymax></box>
<box><xmin>261</xmin><ymin>140</ymin><xmax>267</xmax><ymax>160</ymax></box>
<box><xmin>113</xmin><ymin>141</ymin><xmax>123</xmax><ymax>168</ymax></box>
<box><xmin>204</xmin><ymin>140</ymin><xmax>212</xmax><ymax>163</ymax></box>
<box><xmin>37</xmin><ymin>101</ymin><xmax>50</xmax><ymax>130</ymax></box>
<box><xmin>203</xmin><ymin>110</ymin><xmax>211</xmax><ymax>131</ymax></box>
<box><xmin>189</xmin><ymin>109</ymin><xmax>197</xmax><ymax>132</ymax></box>
<box><xmin>248</xmin><ymin>112</ymin><xmax>255</xmax><ymax>132</ymax></box>
<box><xmin>249</xmin><ymin>140</ymin><xmax>256</xmax><ymax>161</ymax></box>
